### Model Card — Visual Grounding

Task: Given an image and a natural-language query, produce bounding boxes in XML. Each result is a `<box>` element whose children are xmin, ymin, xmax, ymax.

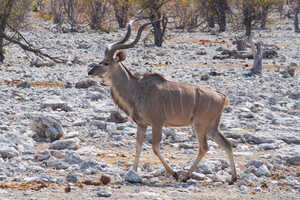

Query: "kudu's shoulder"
<box><xmin>139</xmin><ymin>72</ymin><xmax>167</xmax><ymax>84</ymax></box>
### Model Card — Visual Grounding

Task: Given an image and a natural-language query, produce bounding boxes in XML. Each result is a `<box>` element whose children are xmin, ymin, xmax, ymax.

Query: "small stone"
<box><xmin>75</xmin><ymin>79</ymin><xmax>97</xmax><ymax>89</ymax></box>
<box><xmin>287</xmin><ymin>68</ymin><xmax>295</xmax><ymax>77</ymax></box>
<box><xmin>100</xmin><ymin>174</ymin><xmax>111</xmax><ymax>185</ymax></box>
<box><xmin>293</xmin><ymin>102</ymin><xmax>300</xmax><ymax>110</ymax></box>
<box><xmin>108</xmin><ymin>111</ymin><xmax>128</xmax><ymax>123</ymax></box>
<box><xmin>0</xmin><ymin>145</ymin><xmax>19</xmax><ymax>159</ymax></box>
<box><xmin>45</xmin><ymin>159</ymin><xmax>69</xmax><ymax>169</ymax></box>
<box><xmin>287</xmin><ymin>156</ymin><xmax>300</xmax><ymax>165</ymax></box>
<box><xmin>201</xmin><ymin>74</ymin><xmax>210</xmax><ymax>81</ymax></box>
<box><xmin>196</xmin><ymin>49</ymin><xmax>207</xmax><ymax>55</ymax></box>
<box><xmin>243</xmin><ymin>134</ymin><xmax>274</xmax><ymax>145</ymax></box>
<box><xmin>281</xmin><ymin>136</ymin><xmax>300</xmax><ymax>145</ymax></box>
<box><xmin>89</xmin><ymin>120</ymin><xmax>106</xmax><ymax>130</ymax></box>
<box><xmin>64</xmin><ymin>131</ymin><xmax>79</xmax><ymax>139</ymax></box>
<box><xmin>259</xmin><ymin>143</ymin><xmax>279</xmax><ymax>151</ymax></box>
<box><xmin>36</xmin><ymin>150</ymin><xmax>51</xmax><ymax>161</ymax></box>
<box><xmin>0</xmin><ymin>175</ymin><xmax>7</xmax><ymax>181</ymax></box>
<box><xmin>191</xmin><ymin>172</ymin><xmax>206</xmax><ymax>181</ymax></box>
<box><xmin>49</xmin><ymin>138</ymin><xmax>79</xmax><ymax>150</ymax></box>
<box><xmin>88</xmin><ymin>92</ymin><xmax>105</xmax><ymax>101</ymax></box>
<box><xmin>80</xmin><ymin>158</ymin><xmax>108</xmax><ymax>172</ymax></box>
<box><xmin>66</xmin><ymin>174</ymin><xmax>78</xmax><ymax>183</ymax></box>
<box><xmin>124</xmin><ymin>170</ymin><xmax>143</xmax><ymax>183</ymax></box>
<box><xmin>255</xmin><ymin>164</ymin><xmax>271</xmax><ymax>177</ymax></box>
<box><xmin>64</xmin><ymin>82</ymin><xmax>73</xmax><ymax>88</ymax></box>
<box><xmin>40</xmin><ymin>174</ymin><xmax>56</xmax><ymax>183</ymax></box>
<box><xmin>50</xmin><ymin>150</ymin><xmax>65</xmax><ymax>159</ymax></box>
<box><xmin>290</xmin><ymin>62</ymin><xmax>297</xmax><ymax>67</ymax></box>
<box><xmin>240</xmin><ymin>185</ymin><xmax>250</xmax><ymax>194</ymax></box>
<box><xmin>288</xmin><ymin>92</ymin><xmax>300</xmax><ymax>100</ymax></box>
<box><xmin>96</xmin><ymin>187</ymin><xmax>112</xmax><ymax>198</ymax></box>
<box><xmin>250</xmin><ymin>103</ymin><xmax>263</xmax><ymax>113</ymax></box>
<box><xmin>17</xmin><ymin>81</ymin><xmax>31</xmax><ymax>88</ymax></box>
<box><xmin>31</xmin><ymin>115</ymin><xmax>64</xmax><ymax>142</ymax></box>
<box><xmin>41</xmin><ymin>99</ymin><xmax>72</xmax><ymax>112</ymax></box>
<box><xmin>247</xmin><ymin>160</ymin><xmax>264</xmax><ymax>168</ymax></box>
<box><xmin>239</xmin><ymin>113</ymin><xmax>254</xmax><ymax>119</ymax></box>
<box><xmin>64</xmin><ymin>151</ymin><xmax>83</xmax><ymax>164</ymax></box>
<box><xmin>179</xmin><ymin>143</ymin><xmax>194</xmax><ymax>149</ymax></box>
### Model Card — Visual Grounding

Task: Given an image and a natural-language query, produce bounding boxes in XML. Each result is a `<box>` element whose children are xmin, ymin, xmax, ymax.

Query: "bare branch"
<box><xmin>0</xmin><ymin>28</ymin><xmax>66</xmax><ymax>64</ymax></box>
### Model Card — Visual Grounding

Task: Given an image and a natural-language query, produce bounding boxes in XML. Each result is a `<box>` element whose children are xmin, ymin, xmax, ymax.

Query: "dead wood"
<box><xmin>0</xmin><ymin>24</ymin><xmax>67</xmax><ymax>63</ymax></box>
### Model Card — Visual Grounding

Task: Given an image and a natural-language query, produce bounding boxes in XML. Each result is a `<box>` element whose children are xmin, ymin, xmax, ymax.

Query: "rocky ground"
<box><xmin>0</xmin><ymin>14</ymin><xmax>299</xmax><ymax>200</ymax></box>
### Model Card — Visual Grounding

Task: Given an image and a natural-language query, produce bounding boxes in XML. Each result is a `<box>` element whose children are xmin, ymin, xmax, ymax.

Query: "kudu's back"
<box><xmin>135</xmin><ymin>74</ymin><xmax>228</xmax><ymax>127</ymax></box>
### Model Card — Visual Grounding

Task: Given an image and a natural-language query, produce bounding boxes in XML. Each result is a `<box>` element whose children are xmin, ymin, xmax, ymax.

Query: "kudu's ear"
<box><xmin>115</xmin><ymin>51</ymin><xmax>126</xmax><ymax>62</ymax></box>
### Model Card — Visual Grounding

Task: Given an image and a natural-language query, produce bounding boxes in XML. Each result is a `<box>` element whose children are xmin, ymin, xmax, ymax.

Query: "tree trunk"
<box><xmin>251</xmin><ymin>41</ymin><xmax>263</xmax><ymax>75</ymax></box>
<box><xmin>113</xmin><ymin>0</ymin><xmax>129</xmax><ymax>29</ymax></box>
<box><xmin>260</xmin><ymin>8</ymin><xmax>268</xmax><ymax>28</ymax></box>
<box><xmin>0</xmin><ymin>21</ymin><xmax>5</xmax><ymax>62</ymax></box>
<box><xmin>295</xmin><ymin>12</ymin><xmax>300</xmax><ymax>32</ymax></box>
<box><xmin>149</xmin><ymin>10</ymin><xmax>167</xmax><ymax>47</ymax></box>
<box><xmin>295</xmin><ymin>1</ymin><xmax>300</xmax><ymax>33</ymax></box>
<box><xmin>234</xmin><ymin>36</ymin><xmax>247</xmax><ymax>51</ymax></box>
<box><xmin>217</xmin><ymin>12</ymin><xmax>226</xmax><ymax>32</ymax></box>
<box><xmin>243</xmin><ymin>4</ymin><xmax>254</xmax><ymax>37</ymax></box>
<box><xmin>207</xmin><ymin>13</ymin><xmax>215</xmax><ymax>28</ymax></box>
<box><xmin>0</xmin><ymin>0</ymin><xmax>16</xmax><ymax>63</ymax></box>
<box><xmin>216</xmin><ymin>0</ymin><xmax>228</xmax><ymax>32</ymax></box>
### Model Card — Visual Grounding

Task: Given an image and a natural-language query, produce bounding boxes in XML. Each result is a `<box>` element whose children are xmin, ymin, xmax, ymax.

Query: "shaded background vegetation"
<box><xmin>0</xmin><ymin>0</ymin><xmax>300</xmax><ymax>62</ymax></box>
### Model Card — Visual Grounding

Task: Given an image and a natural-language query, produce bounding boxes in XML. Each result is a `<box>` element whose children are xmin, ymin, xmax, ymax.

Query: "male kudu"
<box><xmin>88</xmin><ymin>20</ymin><xmax>237</xmax><ymax>184</ymax></box>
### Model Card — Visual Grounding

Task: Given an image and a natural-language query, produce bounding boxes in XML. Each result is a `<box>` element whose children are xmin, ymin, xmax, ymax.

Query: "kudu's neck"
<box><xmin>110</xmin><ymin>63</ymin><xmax>138</xmax><ymax>102</ymax></box>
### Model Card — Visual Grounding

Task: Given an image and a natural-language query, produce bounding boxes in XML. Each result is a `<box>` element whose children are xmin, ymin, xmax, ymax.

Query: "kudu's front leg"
<box><xmin>133</xmin><ymin>125</ymin><xmax>147</xmax><ymax>171</ymax></box>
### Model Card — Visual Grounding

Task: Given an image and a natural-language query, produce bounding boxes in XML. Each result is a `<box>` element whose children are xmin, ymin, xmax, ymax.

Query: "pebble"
<box><xmin>124</xmin><ymin>170</ymin><xmax>143</xmax><ymax>183</ymax></box>
<box><xmin>281</xmin><ymin>136</ymin><xmax>300</xmax><ymax>145</ymax></box>
<box><xmin>66</xmin><ymin>173</ymin><xmax>78</xmax><ymax>183</ymax></box>
<box><xmin>17</xmin><ymin>81</ymin><xmax>31</xmax><ymax>88</ymax></box>
<box><xmin>75</xmin><ymin>79</ymin><xmax>97</xmax><ymax>89</ymax></box>
<box><xmin>41</xmin><ymin>98</ymin><xmax>72</xmax><ymax>112</ymax></box>
<box><xmin>243</xmin><ymin>134</ymin><xmax>274</xmax><ymax>145</ymax></box>
<box><xmin>64</xmin><ymin>151</ymin><xmax>83</xmax><ymax>164</ymax></box>
<box><xmin>49</xmin><ymin>138</ymin><xmax>80</xmax><ymax>150</ymax></box>
<box><xmin>287</xmin><ymin>156</ymin><xmax>300</xmax><ymax>165</ymax></box>
<box><xmin>36</xmin><ymin>150</ymin><xmax>51</xmax><ymax>161</ymax></box>
<box><xmin>45</xmin><ymin>158</ymin><xmax>69</xmax><ymax>169</ymax></box>
<box><xmin>0</xmin><ymin>145</ymin><xmax>19</xmax><ymax>159</ymax></box>
<box><xmin>96</xmin><ymin>187</ymin><xmax>112</xmax><ymax>197</ymax></box>
<box><xmin>31</xmin><ymin>115</ymin><xmax>64</xmax><ymax>142</ymax></box>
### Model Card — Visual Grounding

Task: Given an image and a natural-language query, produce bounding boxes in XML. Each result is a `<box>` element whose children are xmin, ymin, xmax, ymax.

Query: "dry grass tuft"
<box><xmin>0</xmin><ymin>181</ymin><xmax>50</xmax><ymax>191</ymax></box>
<box><xmin>1</xmin><ymin>81</ymin><xmax>64</xmax><ymax>88</ymax></box>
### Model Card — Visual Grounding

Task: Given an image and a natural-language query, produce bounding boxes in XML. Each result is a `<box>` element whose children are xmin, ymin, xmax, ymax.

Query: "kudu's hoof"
<box><xmin>174</xmin><ymin>171</ymin><xmax>190</xmax><ymax>182</ymax></box>
<box><xmin>180</xmin><ymin>176</ymin><xmax>190</xmax><ymax>183</ymax></box>
<box><xmin>228</xmin><ymin>177</ymin><xmax>237</xmax><ymax>185</ymax></box>
<box><xmin>173</xmin><ymin>172</ymin><xmax>179</xmax><ymax>181</ymax></box>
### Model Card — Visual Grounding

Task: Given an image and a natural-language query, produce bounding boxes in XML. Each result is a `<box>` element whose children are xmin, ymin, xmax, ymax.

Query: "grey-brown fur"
<box><xmin>88</xmin><ymin>21</ymin><xmax>237</xmax><ymax>184</ymax></box>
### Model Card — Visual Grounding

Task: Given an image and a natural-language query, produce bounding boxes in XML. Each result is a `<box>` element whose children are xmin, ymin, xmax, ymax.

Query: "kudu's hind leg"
<box><xmin>182</xmin><ymin>122</ymin><xmax>209</xmax><ymax>182</ymax></box>
<box><xmin>210</xmin><ymin>129</ymin><xmax>237</xmax><ymax>184</ymax></box>
<box><xmin>152</xmin><ymin>125</ymin><xmax>178</xmax><ymax>179</ymax></box>
<box><xmin>133</xmin><ymin>125</ymin><xmax>147</xmax><ymax>171</ymax></box>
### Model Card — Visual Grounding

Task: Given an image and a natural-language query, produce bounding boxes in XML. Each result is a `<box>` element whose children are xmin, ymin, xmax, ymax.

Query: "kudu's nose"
<box><xmin>88</xmin><ymin>69</ymin><xmax>94</xmax><ymax>76</ymax></box>
<box><xmin>87</xmin><ymin>63</ymin><xmax>98</xmax><ymax>76</ymax></box>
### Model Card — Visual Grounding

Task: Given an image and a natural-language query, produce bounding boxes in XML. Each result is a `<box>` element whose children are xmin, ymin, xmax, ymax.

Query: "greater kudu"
<box><xmin>88</xmin><ymin>20</ymin><xmax>237</xmax><ymax>184</ymax></box>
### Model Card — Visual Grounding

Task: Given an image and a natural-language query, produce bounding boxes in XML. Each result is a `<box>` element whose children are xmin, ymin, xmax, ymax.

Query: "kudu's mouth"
<box><xmin>88</xmin><ymin>71</ymin><xmax>112</xmax><ymax>87</ymax></box>
<box><xmin>100</xmin><ymin>80</ymin><xmax>111</xmax><ymax>87</ymax></box>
